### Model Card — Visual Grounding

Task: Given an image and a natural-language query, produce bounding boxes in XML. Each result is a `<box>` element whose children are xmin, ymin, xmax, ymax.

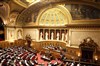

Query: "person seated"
<box><xmin>30</xmin><ymin>54</ymin><xmax>36</xmax><ymax>61</ymax></box>
<box><xmin>50</xmin><ymin>57</ymin><xmax>58</xmax><ymax>65</ymax></box>
<box><xmin>76</xmin><ymin>63</ymin><xmax>81</xmax><ymax>66</ymax></box>
<box><xmin>30</xmin><ymin>60</ymin><xmax>35</xmax><ymax>66</ymax></box>
<box><xmin>14</xmin><ymin>59</ymin><xmax>20</xmax><ymax>66</ymax></box>
<box><xmin>7</xmin><ymin>59</ymin><xmax>14</xmax><ymax>66</ymax></box>
<box><xmin>48</xmin><ymin>62</ymin><xmax>53</xmax><ymax>66</ymax></box>
<box><xmin>25</xmin><ymin>53</ymin><xmax>32</xmax><ymax>61</ymax></box>
<box><xmin>24</xmin><ymin>60</ymin><xmax>30</xmax><ymax>66</ymax></box>
<box><xmin>70</xmin><ymin>62</ymin><xmax>74</xmax><ymax>66</ymax></box>
<box><xmin>19</xmin><ymin>59</ymin><xmax>26</xmax><ymax>66</ymax></box>
<box><xmin>25</xmin><ymin>34</ymin><xmax>32</xmax><ymax>48</ymax></box>
<box><xmin>1</xmin><ymin>59</ymin><xmax>8</xmax><ymax>66</ymax></box>
<box><xmin>41</xmin><ymin>54</ymin><xmax>50</xmax><ymax>61</ymax></box>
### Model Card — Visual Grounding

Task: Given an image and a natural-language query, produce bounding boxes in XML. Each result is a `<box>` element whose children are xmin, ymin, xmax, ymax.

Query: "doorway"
<box><xmin>81</xmin><ymin>49</ymin><xmax>93</xmax><ymax>62</ymax></box>
<box><xmin>0</xmin><ymin>18</ymin><xmax>5</xmax><ymax>41</ymax></box>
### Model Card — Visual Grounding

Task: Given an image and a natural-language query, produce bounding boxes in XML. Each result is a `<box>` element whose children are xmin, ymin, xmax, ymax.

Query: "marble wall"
<box><xmin>69</xmin><ymin>29</ymin><xmax>100</xmax><ymax>47</ymax></box>
<box><xmin>23</xmin><ymin>28</ymin><xmax>39</xmax><ymax>41</ymax></box>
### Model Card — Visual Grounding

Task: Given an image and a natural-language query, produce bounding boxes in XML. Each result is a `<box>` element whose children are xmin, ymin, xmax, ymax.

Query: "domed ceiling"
<box><xmin>39</xmin><ymin>8</ymin><xmax>68</xmax><ymax>26</ymax></box>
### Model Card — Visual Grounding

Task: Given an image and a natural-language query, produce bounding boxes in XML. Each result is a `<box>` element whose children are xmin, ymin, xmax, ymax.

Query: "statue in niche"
<box><xmin>51</xmin><ymin>32</ymin><xmax>54</xmax><ymax>40</ymax></box>
<box><xmin>10</xmin><ymin>31</ymin><xmax>12</xmax><ymax>39</ymax></box>
<box><xmin>65</xmin><ymin>33</ymin><xmax>68</xmax><ymax>42</ymax></box>
<box><xmin>40</xmin><ymin>32</ymin><xmax>43</xmax><ymax>40</ymax></box>
<box><xmin>17</xmin><ymin>30</ymin><xmax>22</xmax><ymax>39</ymax></box>
<box><xmin>56</xmin><ymin>32</ymin><xmax>59</xmax><ymax>40</ymax></box>
<box><xmin>62</xmin><ymin>33</ymin><xmax>64</xmax><ymax>41</ymax></box>
<box><xmin>45</xmin><ymin>32</ymin><xmax>48</xmax><ymax>40</ymax></box>
<box><xmin>9</xmin><ymin>30</ymin><xmax>14</xmax><ymax>40</ymax></box>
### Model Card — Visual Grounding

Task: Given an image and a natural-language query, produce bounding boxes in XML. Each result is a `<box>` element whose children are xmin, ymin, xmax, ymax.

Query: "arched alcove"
<box><xmin>37</xmin><ymin>5</ymin><xmax>72</xmax><ymax>26</ymax></box>
<box><xmin>0</xmin><ymin>17</ymin><xmax>5</xmax><ymax>41</ymax></box>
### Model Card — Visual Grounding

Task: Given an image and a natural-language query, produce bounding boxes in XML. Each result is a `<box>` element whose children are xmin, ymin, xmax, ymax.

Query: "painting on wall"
<box><xmin>8</xmin><ymin>29</ymin><xmax>15</xmax><ymax>40</ymax></box>
<box><xmin>17</xmin><ymin>29</ymin><xmax>23</xmax><ymax>39</ymax></box>
<box><xmin>65</xmin><ymin>4</ymin><xmax>100</xmax><ymax>20</ymax></box>
<box><xmin>9</xmin><ymin>12</ymin><xmax>19</xmax><ymax>26</ymax></box>
<box><xmin>32</xmin><ymin>12</ymin><xmax>39</xmax><ymax>22</ymax></box>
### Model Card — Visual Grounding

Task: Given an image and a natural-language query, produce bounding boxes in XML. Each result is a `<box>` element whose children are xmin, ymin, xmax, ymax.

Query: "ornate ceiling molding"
<box><xmin>65</xmin><ymin>24</ymin><xmax>100</xmax><ymax>28</ymax></box>
<box><xmin>16</xmin><ymin>0</ymin><xmax>100</xmax><ymax>25</ymax></box>
<box><xmin>8</xmin><ymin>24</ymin><xmax>100</xmax><ymax>28</ymax></box>
<box><xmin>0</xmin><ymin>2</ymin><xmax>10</xmax><ymax>24</ymax></box>
<box><xmin>13</xmin><ymin>0</ymin><xmax>41</xmax><ymax>8</ymax></box>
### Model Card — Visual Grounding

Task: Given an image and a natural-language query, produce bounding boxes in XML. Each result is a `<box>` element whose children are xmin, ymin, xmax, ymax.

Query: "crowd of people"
<box><xmin>0</xmin><ymin>46</ymin><xmax>99</xmax><ymax>66</ymax></box>
<box><xmin>42</xmin><ymin>44</ymin><xmax>63</xmax><ymax>53</ymax></box>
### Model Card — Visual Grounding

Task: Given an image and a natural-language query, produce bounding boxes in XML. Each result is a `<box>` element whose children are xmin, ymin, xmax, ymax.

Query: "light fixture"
<box><xmin>78</xmin><ymin>52</ymin><xmax>81</xmax><ymax>57</ymax></box>
<box><xmin>26</xmin><ymin>0</ymin><xmax>35</xmax><ymax>3</ymax></box>
<box><xmin>94</xmin><ymin>55</ymin><xmax>98</xmax><ymax>61</ymax></box>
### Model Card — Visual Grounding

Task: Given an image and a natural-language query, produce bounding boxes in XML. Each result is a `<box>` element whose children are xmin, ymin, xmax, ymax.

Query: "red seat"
<box><xmin>1</xmin><ymin>59</ymin><xmax>7</xmax><ymax>66</ymax></box>
<box><xmin>30</xmin><ymin>55</ymin><xmax>35</xmax><ymax>61</ymax></box>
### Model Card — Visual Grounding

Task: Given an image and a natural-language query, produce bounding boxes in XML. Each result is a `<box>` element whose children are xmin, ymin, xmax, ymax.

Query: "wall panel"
<box><xmin>23</xmin><ymin>28</ymin><xmax>39</xmax><ymax>41</ymax></box>
<box><xmin>69</xmin><ymin>29</ymin><xmax>100</xmax><ymax>47</ymax></box>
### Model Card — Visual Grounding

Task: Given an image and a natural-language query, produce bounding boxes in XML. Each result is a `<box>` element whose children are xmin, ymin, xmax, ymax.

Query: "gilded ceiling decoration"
<box><xmin>13</xmin><ymin>0</ymin><xmax>40</xmax><ymax>8</ymax></box>
<box><xmin>38</xmin><ymin>8</ymin><xmax>68</xmax><ymax>26</ymax></box>
<box><xmin>0</xmin><ymin>2</ymin><xmax>10</xmax><ymax>24</ymax></box>
<box><xmin>15</xmin><ymin>0</ymin><xmax>100</xmax><ymax>25</ymax></box>
<box><xmin>65</xmin><ymin>4</ymin><xmax>100</xmax><ymax>20</ymax></box>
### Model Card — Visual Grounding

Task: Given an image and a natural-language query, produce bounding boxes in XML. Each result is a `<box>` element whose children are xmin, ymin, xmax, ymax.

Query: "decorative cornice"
<box><xmin>16</xmin><ymin>0</ymin><xmax>100</xmax><ymax>24</ymax></box>
<box><xmin>65</xmin><ymin>24</ymin><xmax>100</xmax><ymax>28</ymax></box>
<box><xmin>5</xmin><ymin>24</ymin><xmax>100</xmax><ymax>29</ymax></box>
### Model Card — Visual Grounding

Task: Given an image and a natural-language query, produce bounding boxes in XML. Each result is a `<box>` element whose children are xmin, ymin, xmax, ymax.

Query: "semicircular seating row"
<box><xmin>0</xmin><ymin>46</ymin><xmax>83</xmax><ymax>66</ymax></box>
